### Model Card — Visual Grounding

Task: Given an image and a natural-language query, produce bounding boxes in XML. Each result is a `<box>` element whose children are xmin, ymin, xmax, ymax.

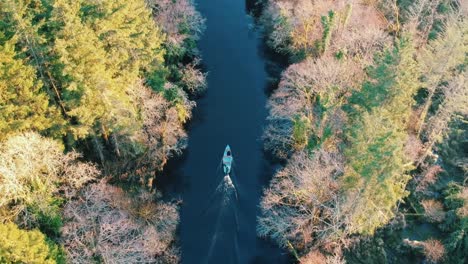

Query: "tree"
<box><xmin>51</xmin><ymin>0</ymin><xmax>140</xmax><ymax>139</ymax></box>
<box><xmin>422</xmin><ymin>239</ymin><xmax>445</xmax><ymax>263</ymax></box>
<box><xmin>80</xmin><ymin>0</ymin><xmax>166</xmax><ymax>84</ymax></box>
<box><xmin>442</xmin><ymin>183</ymin><xmax>467</xmax><ymax>264</ymax></box>
<box><xmin>415</xmin><ymin>19</ymin><xmax>467</xmax><ymax>165</ymax></box>
<box><xmin>418</xmin><ymin>75</ymin><xmax>467</xmax><ymax>165</ymax></box>
<box><xmin>62</xmin><ymin>180</ymin><xmax>179</xmax><ymax>264</ymax></box>
<box><xmin>264</xmin><ymin>56</ymin><xmax>361</xmax><ymax>158</ymax></box>
<box><xmin>0</xmin><ymin>222</ymin><xmax>58</xmax><ymax>264</ymax></box>
<box><xmin>0</xmin><ymin>38</ymin><xmax>63</xmax><ymax>140</ymax></box>
<box><xmin>341</xmin><ymin>37</ymin><xmax>420</xmax><ymax>235</ymax></box>
<box><xmin>262</xmin><ymin>0</ymin><xmax>388</xmax><ymax>59</ymax></box>
<box><xmin>1</xmin><ymin>0</ymin><xmax>177</xmax><ymax>145</ymax></box>
<box><xmin>341</xmin><ymin>110</ymin><xmax>412</xmax><ymax>235</ymax></box>
<box><xmin>258</xmin><ymin>150</ymin><xmax>347</xmax><ymax>254</ymax></box>
<box><xmin>416</xmin><ymin>19</ymin><xmax>467</xmax><ymax>137</ymax></box>
<box><xmin>113</xmin><ymin>83</ymin><xmax>192</xmax><ymax>186</ymax></box>
<box><xmin>148</xmin><ymin>0</ymin><xmax>205</xmax><ymax>60</ymax></box>
<box><xmin>180</xmin><ymin>59</ymin><xmax>207</xmax><ymax>93</ymax></box>
<box><xmin>0</xmin><ymin>0</ymin><xmax>69</xmax><ymax>119</ymax></box>
<box><xmin>0</xmin><ymin>132</ymin><xmax>98</xmax><ymax>229</ymax></box>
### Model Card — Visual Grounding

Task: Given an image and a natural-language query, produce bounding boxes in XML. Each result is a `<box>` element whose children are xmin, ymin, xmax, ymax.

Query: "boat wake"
<box><xmin>203</xmin><ymin>175</ymin><xmax>240</xmax><ymax>264</ymax></box>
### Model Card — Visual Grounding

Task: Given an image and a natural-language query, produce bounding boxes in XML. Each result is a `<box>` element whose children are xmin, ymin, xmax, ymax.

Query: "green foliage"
<box><xmin>345</xmin><ymin>44</ymin><xmax>399</xmax><ymax>114</ymax></box>
<box><xmin>307</xmin><ymin>94</ymin><xmax>336</xmax><ymax>152</ymax></box>
<box><xmin>0</xmin><ymin>222</ymin><xmax>58</xmax><ymax>264</ymax></box>
<box><xmin>346</xmin><ymin>37</ymin><xmax>420</xmax><ymax>119</ymax></box>
<box><xmin>146</xmin><ymin>66</ymin><xmax>169</xmax><ymax>92</ymax></box>
<box><xmin>440</xmin><ymin>182</ymin><xmax>467</xmax><ymax>263</ymax></box>
<box><xmin>443</xmin><ymin>183</ymin><xmax>465</xmax><ymax>211</ymax></box>
<box><xmin>292</xmin><ymin>114</ymin><xmax>311</xmax><ymax>150</ymax></box>
<box><xmin>397</xmin><ymin>0</ymin><xmax>458</xmax><ymax>41</ymax></box>
<box><xmin>334</xmin><ymin>50</ymin><xmax>345</xmax><ymax>60</ymax></box>
<box><xmin>342</xmin><ymin>37</ymin><xmax>420</xmax><ymax>235</ymax></box>
<box><xmin>30</xmin><ymin>199</ymin><xmax>63</xmax><ymax>238</ymax></box>
<box><xmin>1</xmin><ymin>0</ymin><xmax>168</xmax><ymax>142</ymax></box>
<box><xmin>343</xmin><ymin>110</ymin><xmax>412</xmax><ymax>234</ymax></box>
<box><xmin>78</xmin><ymin>0</ymin><xmax>165</xmax><ymax>77</ymax></box>
<box><xmin>319</xmin><ymin>10</ymin><xmax>335</xmax><ymax>54</ymax></box>
<box><xmin>46</xmin><ymin>241</ymin><xmax>66</xmax><ymax>264</ymax></box>
<box><xmin>0</xmin><ymin>38</ymin><xmax>63</xmax><ymax>140</ymax></box>
<box><xmin>51</xmin><ymin>0</ymin><xmax>156</xmax><ymax>139</ymax></box>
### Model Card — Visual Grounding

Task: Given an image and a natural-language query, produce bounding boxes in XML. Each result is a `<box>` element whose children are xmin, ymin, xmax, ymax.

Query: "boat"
<box><xmin>222</xmin><ymin>145</ymin><xmax>233</xmax><ymax>175</ymax></box>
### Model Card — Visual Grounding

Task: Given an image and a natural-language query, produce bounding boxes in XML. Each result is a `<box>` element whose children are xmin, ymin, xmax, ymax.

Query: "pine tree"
<box><xmin>51</xmin><ymin>0</ymin><xmax>141</xmax><ymax>139</ymax></box>
<box><xmin>0</xmin><ymin>38</ymin><xmax>63</xmax><ymax>140</ymax></box>
<box><xmin>2</xmin><ymin>0</ymin><xmax>169</xmax><ymax>142</ymax></box>
<box><xmin>0</xmin><ymin>222</ymin><xmax>57</xmax><ymax>264</ymax></box>
<box><xmin>0</xmin><ymin>0</ymin><xmax>68</xmax><ymax>116</ymax></box>
<box><xmin>342</xmin><ymin>37</ymin><xmax>420</xmax><ymax>235</ymax></box>
<box><xmin>416</xmin><ymin>19</ymin><xmax>467</xmax><ymax>136</ymax></box>
<box><xmin>80</xmin><ymin>0</ymin><xmax>165</xmax><ymax>82</ymax></box>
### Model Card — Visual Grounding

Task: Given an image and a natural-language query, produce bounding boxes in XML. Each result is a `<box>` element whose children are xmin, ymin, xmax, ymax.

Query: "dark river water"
<box><xmin>160</xmin><ymin>0</ymin><xmax>290</xmax><ymax>263</ymax></box>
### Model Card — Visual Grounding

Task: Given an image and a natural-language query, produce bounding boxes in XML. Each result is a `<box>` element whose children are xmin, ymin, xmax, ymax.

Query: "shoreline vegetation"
<box><xmin>256</xmin><ymin>0</ymin><xmax>466</xmax><ymax>263</ymax></box>
<box><xmin>0</xmin><ymin>0</ymin><xmax>205</xmax><ymax>263</ymax></box>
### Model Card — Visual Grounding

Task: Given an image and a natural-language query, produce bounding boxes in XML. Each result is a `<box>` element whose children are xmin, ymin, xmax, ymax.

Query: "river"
<box><xmin>161</xmin><ymin>0</ymin><xmax>290</xmax><ymax>263</ymax></box>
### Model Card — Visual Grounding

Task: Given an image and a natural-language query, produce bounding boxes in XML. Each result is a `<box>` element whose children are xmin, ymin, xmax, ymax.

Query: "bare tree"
<box><xmin>423</xmin><ymin>239</ymin><xmax>446</xmax><ymax>263</ymax></box>
<box><xmin>181</xmin><ymin>58</ymin><xmax>207</xmax><ymax>93</ymax></box>
<box><xmin>137</xmin><ymin>83</ymin><xmax>193</xmax><ymax>168</ymax></box>
<box><xmin>421</xmin><ymin>199</ymin><xmax>446</xmax><ymax>223</ymax></box>
<box><xmin>148</xmin><ymin>0</ymin><xmax>205</xmax><ymax>48</ymax></box>
<box><xmin>62</xmin><ymin>180</ymin><xmax>179</xmax><ymax>264</ymax></box>
<box><xmin>113</xmin><ymin>83</ymin><xmax>194</xmax><ymax>186</ymax></box>
<box><xmin>415</xmin><ymin>165</ymin><xmax>443</xmax><ymax>193</ymax></box>
<box><xmin>264</xmin><ymin>56</ymin><xmax>358</xmax><ymax>158</ymax></box>
<box><xmin>0</xmin><ymin>132</ymin><xmax>98</xmax><ymax>227</ymax></box>
<box><xmin>262</xmin><ymin>0</ymin><xmax>389</xmax><ymax>57</ymax></box>
<box><xmin>258</xmin><ymin>150</ymin><xmax>348</xmax><ymax>255</ymax></box>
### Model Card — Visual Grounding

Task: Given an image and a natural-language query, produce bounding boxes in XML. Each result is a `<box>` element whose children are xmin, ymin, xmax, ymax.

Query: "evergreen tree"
<box><xmin>80</xmin><ymin>0</ymin><xmax>165</xmax><ymax>82</ymax></box>
<box><xmin>51</xmin><ymin>0</ymin><xmax>140</xmax><ymax>139</ymax></box>
<box><xmin>0</xmin><ymin>38</ymin><xmax>63</xmax><ymax>140</ymax></box>
<box><xmin>0</xmin><ymin>0</ymin><xmax>66</xmax><ymax>115</ymax></box>
<box><xmin>1</xmin><ymin>0</ymin><xmax>169</xmax><ymax>141</ymax></box>
<box><xmin>416</xmin><ymin>19</ymin><xmax>467</xmax><ymax>136</ymax></box>
<box><xmin>0</xmin><ymin>222</ymin><xmax>57</xmax><ymax>264</ymax></box>
<box><xmin>441</xmin><ymin>182</ymin><xmax>467</xmax><ymax>264</ymax></box>
<box><xmin>342</xmin><ymin>37</ymin><xmax>420</xmax><ymax>235</ymax></box>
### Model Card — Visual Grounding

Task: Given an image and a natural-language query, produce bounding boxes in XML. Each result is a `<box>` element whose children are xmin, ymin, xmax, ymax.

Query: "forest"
<box><xmin>0</xmin><ymin>0</ymin><xmax>466</xmax><ymax>263</ymax></box>
<box><xmin>0</xmin><ymin>0</ymin><xmax>204</xmax><ymax>262</ymax></box>
<box><xmin>257</xmin><ymin>0</ymin><xmax>467</xmax><ymax>263</ymax></box>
